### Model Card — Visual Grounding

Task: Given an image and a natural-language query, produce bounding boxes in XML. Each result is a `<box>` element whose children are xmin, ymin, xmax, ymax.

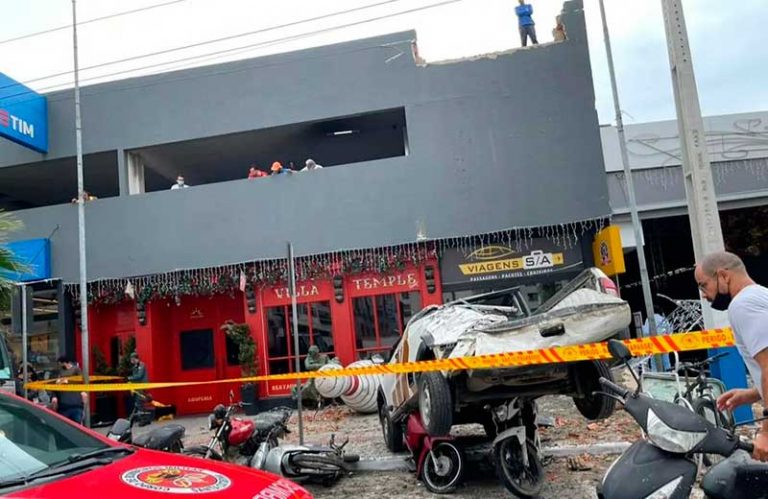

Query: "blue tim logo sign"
<box><xmin>0</xmin><ymin>72</ymin><xmax>48</xmax><ymax>153</ymax></box>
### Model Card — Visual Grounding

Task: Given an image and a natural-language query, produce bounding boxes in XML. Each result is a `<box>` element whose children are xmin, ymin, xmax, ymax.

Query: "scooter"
<box><xmin>259</xmin><ymin>433</ymin><xmax>359</xmax><ymax>486</ymax></box>
<box><xmin>106</xmin><ymin>393</ymin><xmax>185</xmax><ymax>453</ymax></box>
<box><xmin>405</xmin><ymin>412</ymin><xmax>464</xmax><ymax>494</ymax></box>
<box><xmin>598</xmin><ymin>338</ymin><xmax>768</xmax><ymax>499</ymax></box>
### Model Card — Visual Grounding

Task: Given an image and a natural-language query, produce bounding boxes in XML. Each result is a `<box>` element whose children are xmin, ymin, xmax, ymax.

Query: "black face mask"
<box><xmin>710</xmin><ymin>275</ymin><xmax>732</xmax><ymax>311</ymax></box>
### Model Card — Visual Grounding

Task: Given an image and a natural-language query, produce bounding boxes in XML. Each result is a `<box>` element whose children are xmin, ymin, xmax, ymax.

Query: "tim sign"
<box><xmin>0</xmin><ymin>72</ymin><xmax>48</xmax><ymax>153</ymax></box>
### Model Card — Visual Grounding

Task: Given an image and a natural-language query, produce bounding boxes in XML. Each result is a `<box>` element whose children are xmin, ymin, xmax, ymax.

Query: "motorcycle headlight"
<box><xmin>646</xmin><ymin>409</ymin><xmax>706</xmax><ymax>453</ymax></box>
<box><xmin>645</xmin><ymin>475</ymin><xmax>683</xmax><ymax>499</ymax></box>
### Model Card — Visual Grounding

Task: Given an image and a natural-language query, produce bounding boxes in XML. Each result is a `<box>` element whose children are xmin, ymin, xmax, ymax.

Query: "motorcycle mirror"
<box><xmin>607</xmin><ymin>339</ymin><xmax>632</xmax><ymax>362</ymax></box>
<box><xmin>607</xmin><ymin>339</ymin><xmax>642</xmax><ymax>395</ymax></box>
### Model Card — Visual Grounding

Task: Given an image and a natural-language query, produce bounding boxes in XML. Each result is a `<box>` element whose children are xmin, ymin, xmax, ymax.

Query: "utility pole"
<box><xmin>598</xmin><ymin>0</ymin><xmax>660</xmax><ymax>369</ymax></box>
<box><xmin>659</xmin><ymin>0</ymin><xmax>749</xmax><ymax>421</ymax></box>
<box><xmin>72</xmin><ymin>0</ymin><xmax>91</xmax><ymax>427</ymax></box>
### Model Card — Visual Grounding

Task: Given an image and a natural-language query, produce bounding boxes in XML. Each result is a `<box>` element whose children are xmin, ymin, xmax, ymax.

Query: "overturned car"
<box><xmin>378</xmin><ymin>268</ymin><xmax>632</xmax><ymax>447</ymax></box>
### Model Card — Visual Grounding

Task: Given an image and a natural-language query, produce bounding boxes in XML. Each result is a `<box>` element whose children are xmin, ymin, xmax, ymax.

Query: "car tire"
<box><xmin>380</xmin><ymin>404</ymin><xmax>406</xmax><ymax>452</ymax></box>
<box><xmin>572</xmin><ymin>360</ymin><xmax>616</xmax><ymax>420</ymax></box>
<box><xmin>419</xmin><ymin>372</ymin><xmax>453</xmax><ymax>436</ymax></box>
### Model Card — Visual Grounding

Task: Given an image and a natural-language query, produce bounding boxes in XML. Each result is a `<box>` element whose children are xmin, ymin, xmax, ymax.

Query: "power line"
<box><xmin>39</xmin><ymin>0</ymin><xmax>460</xmax><ymax>93</ymax></box>
<box><xmin>2</xmin><ymin>0</ymin><xmax>462</xmax><ymax>103</ymax></box>
<box><xmin>0</xmin><ymin>0</ymin><xmax>188</xmax><ymax>46</ymax></box>
<box><xmin>7</xmin><ymin>0</ymin><xmax>407</xmax><ymax>89</ymax></box>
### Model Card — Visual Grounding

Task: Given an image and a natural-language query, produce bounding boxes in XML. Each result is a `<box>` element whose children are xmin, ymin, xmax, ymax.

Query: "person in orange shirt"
<box><xmin>270</xmin><ymin>161</ymin><xmax>292</xmax><ymax>175</ymax></box>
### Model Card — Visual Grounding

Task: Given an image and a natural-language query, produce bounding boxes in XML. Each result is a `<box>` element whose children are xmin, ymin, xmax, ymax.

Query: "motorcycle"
<box><xmin>184</xmin><ymin>393</ymin><xmax>292</xmax><ymax>466</ymax></box>
<box><xmin>256</xmin><ymin>429</ymin><xmax>359</xmax><ymax>485</ymax></box>
<box><xmin>598</xmin><ymin>338</ymin><xmax>768</xmax><ymax>499</ymax></box>
<box><xmin>404</xmin><ymin>413</ymin><xmax>464</xmax><ymax>494</ymax></box>
<box><xmin>106</xmin><ymin>392</ymin><xmax>185</xmax><ymax>453</ymax></box>
<box><xmin>487</xmin><ymin>398</ymin><xmax>545</xmax><ymax>498</ymax></box>
<box><xmin>187</xmin><ymin>394</ymin><xmax>359</xmax><ymax>485</ymax></box>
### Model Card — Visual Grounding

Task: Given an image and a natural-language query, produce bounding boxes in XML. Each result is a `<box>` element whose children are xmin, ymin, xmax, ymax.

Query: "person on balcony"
<box><xmin>271</xmin><ymin>162</ymin><xmax>292</xmax><ymax>175</ymax></box>
<box><xmin>248</xmin><ymin>166</ymin><xmax>268</xmax><ymax>179</ymax></box>
<box><xmin>515</xmin><ymin>0</ymin><xmax>538</xmax><ymax>47</ymax></box>
<box><xmin>170</xmin><ymin>175</ymin><xmax>189</xmax><ymax>189</ymax></box>
<box><xmin>301</xmin><ymin>159</ymin><xmax>324</xmax><ymax>171</ymax></box>
<box><xmin>553</xmin><ymin>15</ymin><xmax>567</xmax><ymax>42</ymax></box>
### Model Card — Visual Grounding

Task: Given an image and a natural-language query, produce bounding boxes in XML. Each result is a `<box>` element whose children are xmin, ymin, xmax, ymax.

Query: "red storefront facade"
<box><xmin>79</xmin><ymin>260</ymin><xmax>442</xmax><ymax>415</ymax></box>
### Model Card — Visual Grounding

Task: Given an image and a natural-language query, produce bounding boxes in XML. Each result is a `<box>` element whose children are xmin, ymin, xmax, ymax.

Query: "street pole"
<box><xmin>598</xmin><ymin>0</ymin><xmax>660</xmax><ymax>369</ymax></box>
<box><xmin>21</xmin><ymin>284</ymin><xmax>28</xmax><ymax>400</ymax></box>
<box><xmin>659</xmin><ymin>0</ymin><xmax>749</xmax><ymax>421</ymax></box>
<box><xmin>288</xmin><ymin>242</ymin><xmax>304</xmax><ymax>444</ymax></box>
<box><xmin>72</xmin><ymin>0</ymin><xmax>91</xmax><ymax>427</ymax></box>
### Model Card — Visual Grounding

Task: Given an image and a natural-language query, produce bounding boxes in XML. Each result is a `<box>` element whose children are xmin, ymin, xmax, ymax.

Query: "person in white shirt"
<box><xmin>171</xmin><ymin>175</ymin><xmax>189</xmax><ymax>190</ymax></box>
<box><xmin>301</xmin><ymin>159</ymin><xmax>323</xmax><ymax>171</ymax></box>
<box><xmin>695</xmin><ymin>251</ymin><xmax>768</xmax><ymax>461</ymax></box>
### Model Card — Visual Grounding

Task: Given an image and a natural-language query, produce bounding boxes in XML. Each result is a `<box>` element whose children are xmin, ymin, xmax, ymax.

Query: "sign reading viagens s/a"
<box><xmin>440</xmin><ymin>238</ymin><xmax>584</xmax><ymax>287</ymax></box>
<box><xmin>0</xmin><ymin>72</ymin><xmax>48</xmax><ymax>153</ymax></box>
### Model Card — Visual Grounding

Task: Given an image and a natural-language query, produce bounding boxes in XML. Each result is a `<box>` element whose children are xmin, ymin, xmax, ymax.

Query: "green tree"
<box><xmin>0</xmin><ymin>211</ymin><xmax>27</xmax><ymax>313</ymax></box>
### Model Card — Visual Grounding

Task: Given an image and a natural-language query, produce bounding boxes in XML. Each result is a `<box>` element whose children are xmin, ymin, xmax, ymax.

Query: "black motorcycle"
<box><xmin>598</xmin><ymin>339</ymin><xmax>768</xmax><ymax>499</ymax></box>
<box><xmin>106</xmin><ymin>392</ymin><xmax>185</xmax><ymax>453</ymax></box>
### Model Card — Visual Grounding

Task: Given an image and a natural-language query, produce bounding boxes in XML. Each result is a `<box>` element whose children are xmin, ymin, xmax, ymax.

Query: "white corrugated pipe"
<box><xmin>315</xmin><ymin>359</ymin><xmax>382</xmax><ymax>414</ymax></box>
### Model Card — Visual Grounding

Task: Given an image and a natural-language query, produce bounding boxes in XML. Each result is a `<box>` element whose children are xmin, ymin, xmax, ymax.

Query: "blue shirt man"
<box><xmin>515</xmin><ymin>1</ymin><xmax>538</xmax><ymax>47</ymax></box>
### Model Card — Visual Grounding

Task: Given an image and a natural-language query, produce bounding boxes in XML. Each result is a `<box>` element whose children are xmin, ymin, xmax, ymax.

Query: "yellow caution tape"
<box><xmin>26</xmin><ymin>328</ymin><xmax>735</xmax><ymax>393</ymax></box>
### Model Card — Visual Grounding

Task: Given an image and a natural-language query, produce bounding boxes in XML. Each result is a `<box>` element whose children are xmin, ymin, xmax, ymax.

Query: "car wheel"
<box><xmin>380</xmin><ymin>404</ymin><xmax>405</xmax><ymax>452</ymax></box>
<box><xmin>572</xmin><ymin>360</ymin><xmax>616</xmax><ymax>420</ymax></box>
<box><xmin>419</xmin><ymin>372</ymin><xmax>453</xmax><ymax>436</ymax></box>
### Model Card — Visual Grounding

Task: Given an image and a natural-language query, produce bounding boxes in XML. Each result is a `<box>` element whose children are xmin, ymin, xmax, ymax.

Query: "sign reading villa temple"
<box><xmin>440</xmin><ymin>238</ymin><xmax>584</xmax><ymax>287</ymax></box>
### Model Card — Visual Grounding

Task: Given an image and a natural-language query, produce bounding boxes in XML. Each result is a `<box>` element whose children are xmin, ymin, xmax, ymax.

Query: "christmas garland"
<box><xmin>77</xmin><ymin>243</ymin><xmax>437</xmax><ymax>307</ymax></box>
<box><xmin>71</xmin><ymin>218</ymin><xmax>607</xmax><ymax>308</ymax></box>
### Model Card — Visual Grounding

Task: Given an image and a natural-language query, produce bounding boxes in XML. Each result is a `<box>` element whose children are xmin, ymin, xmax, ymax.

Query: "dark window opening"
<box><xmin>110</xmin><ymin>337</ymin><xmax>121</xmax><ymax>370</ymax></box>
<box><xmin>0</xmin><ymin>151</ymin><xmax>119</xmax><ymax>211</ymax></box>
<box><xmin>225</xmin><ymin>335</ymin><xmax>240</xmax><ymax>366</ymax></box>
<box><xmin>134</xmin><ymin>108</ymin><xmax>407</xmax><ymax>193</ymax></box>
<box><xmin>180</xmin><ymin>329</ymin><xmax>214</xmax><ymax>370</ymax></box>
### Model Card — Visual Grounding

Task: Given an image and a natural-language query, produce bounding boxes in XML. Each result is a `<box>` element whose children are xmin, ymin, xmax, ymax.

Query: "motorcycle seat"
<box><xmin>133</xmin><ymin>423</ymin><xmax>186</xmax><ymax>450</ymax></box>
<box><xmin>253</xmin><ymin>410</ymin><xmax>291</xmax><ymax>433</ymax></box>
<box><xmin>701</xmin><ymin>450</ymin><xmax>768</xmax><ymax>498</ymax></box>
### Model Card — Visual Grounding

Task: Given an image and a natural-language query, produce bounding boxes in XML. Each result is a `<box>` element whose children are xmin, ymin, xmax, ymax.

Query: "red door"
<box><xmin>171</xmin><ymin>295</ymin><xmax>245</xmax><ymax>415</ymax></box>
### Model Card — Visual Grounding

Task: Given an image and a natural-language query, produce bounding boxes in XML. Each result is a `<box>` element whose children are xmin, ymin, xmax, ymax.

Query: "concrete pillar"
<box><xmin>126</xmin><ymin>151</ymin><xmax>146</xmax><ymax>195</ymax></box>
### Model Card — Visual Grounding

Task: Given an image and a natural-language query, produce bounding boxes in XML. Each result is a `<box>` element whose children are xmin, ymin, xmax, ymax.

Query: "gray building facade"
<box><xmin>2</xmin><ymin>0</ymin><xmax>608</xmax><ymax>284</ymax></box>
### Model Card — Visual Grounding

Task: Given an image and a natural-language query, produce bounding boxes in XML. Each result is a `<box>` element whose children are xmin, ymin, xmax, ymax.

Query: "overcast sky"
<box><xmin>1</xmin><ymin>0</ymin><xmax>766</xmax><ymax>125</ymax></box>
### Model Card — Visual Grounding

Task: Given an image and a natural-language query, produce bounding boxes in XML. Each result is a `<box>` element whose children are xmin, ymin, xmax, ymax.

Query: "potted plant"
<box><xmin>221</xmin><ymin>320</ymin><xmax>259</xmax><ymax>415</ymax></box>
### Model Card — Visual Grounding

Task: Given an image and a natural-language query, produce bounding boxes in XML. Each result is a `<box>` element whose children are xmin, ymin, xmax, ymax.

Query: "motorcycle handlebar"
<box><xmin>598</xmin><ymin>377</ymin><xmax>630</xmax><ymax>398</ymax></box>
<box><xmin>738</xmin><ymin>439</ymin><xmax>754</xmax><ymax>453</ymax></box>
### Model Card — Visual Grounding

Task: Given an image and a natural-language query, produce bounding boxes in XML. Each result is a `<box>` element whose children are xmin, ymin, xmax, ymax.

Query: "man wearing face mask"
<box><xmin>695</xmin><ymin>251</ymin><xmax>768</xmax><ymax>461</ymax></box>
<box><xmin>170</xmin><ymin>175</ymin><xmax>189</xmax><ymax>190</ymax></box>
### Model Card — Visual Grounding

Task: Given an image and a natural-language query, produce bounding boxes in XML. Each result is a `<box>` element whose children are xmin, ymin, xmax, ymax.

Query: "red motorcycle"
<box><xmin>405</xmin><ymin>413</ymin><xmax>465</xmax><ymax>494</ymax></box>
<box><xmin>184</xmin><ymin>393</ymin><xmax>291</xmax><ymax>467</ymax></box>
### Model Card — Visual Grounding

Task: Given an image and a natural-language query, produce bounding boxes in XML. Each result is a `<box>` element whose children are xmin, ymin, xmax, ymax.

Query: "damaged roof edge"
<box><xmin>412</xmin><ymin>0</ymin><xmax>582</xmax><ymax>67</ymax></box>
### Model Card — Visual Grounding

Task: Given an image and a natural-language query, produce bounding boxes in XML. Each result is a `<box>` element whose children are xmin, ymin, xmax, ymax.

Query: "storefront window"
<box><xmin>353</xmin><ymin>291</ymin><xmax>422</xmax><ymax>360</ymax></box>
<box><xmin>265</xmin><ymin>301</ymin><xmax>334</xmax><ymax>375</ymax></box>
<box><xmin>2</xmin><ymin>284</ymin><xmax>62</xmax><ymax>379</ymax></box>
<box><xmin>180</xmin><ymin>329</ymin><xmax>214</xmax><ymax>370</ymax></box>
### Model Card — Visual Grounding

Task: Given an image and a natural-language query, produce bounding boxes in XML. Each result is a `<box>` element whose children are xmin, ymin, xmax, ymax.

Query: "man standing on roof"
<box><xmin>515</xmin><ymin>0</ymin><xmax>538</xmax><ymax>47</ymax></box>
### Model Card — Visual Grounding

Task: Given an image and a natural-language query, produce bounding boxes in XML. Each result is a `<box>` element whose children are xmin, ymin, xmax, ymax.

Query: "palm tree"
<box><xmin>0</xmin><ymin>211</ymin><xmax>26</xmax><ymax>309</ymax></box>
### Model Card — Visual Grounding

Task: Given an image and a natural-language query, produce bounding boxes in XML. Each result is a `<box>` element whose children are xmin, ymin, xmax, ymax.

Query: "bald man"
<box><xmin>695</xmin><ymin>251</ymin><xmax>768</xmax><ymax>461</ymax></box>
